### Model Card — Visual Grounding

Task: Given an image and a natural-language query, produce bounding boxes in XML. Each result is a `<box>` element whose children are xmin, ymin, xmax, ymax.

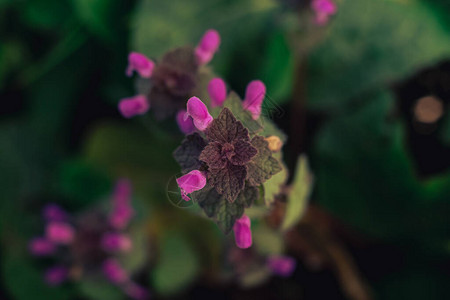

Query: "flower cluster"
<box><xmin>119</xmin><ymin>29</ymin><xmax>220</xmax><ymax>121</ymax></box>
<box><xmin>173</xmin><ymin>77</ymin><xmax>285</xmax><ymax>248</ymax></box>
<box><xmin>29</xmin><ymin>179</ymin><xmax>148</xmax><ymax>300</ymax></box>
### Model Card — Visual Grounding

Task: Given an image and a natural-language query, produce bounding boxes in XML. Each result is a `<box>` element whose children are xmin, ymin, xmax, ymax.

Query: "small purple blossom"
<box><xmin>242</xmin><ymin>80</ymin><xmax>266</xmax><ymax>120</ymax></box>
<box><xmin>311</xmin><ymin>0</ymin><xmax>337</xmax><ymax>25</ymax></box>
<box><xmin>109</xmin><ymin>179</ymin><xmax>135</xmax><ymax>229</ymax></box>
<box><xmin>176</xmin><ymin>170</ymin><xmax>207</xmax><ymax>201</ymax></box>
<box><xmin>44</xmin><ymin>265</ymin><xmax>68</xmax><ymax>286</ymax></box>
<box><xmin>208</xmin><ymin>78</ymin><xmax>227</xmax><ymax>108</ymax></box>
<box><xmin>186</xmin><ymin>96</ymin><xmax>213</xmax><ymax>131</ymax></box>
<box><xmin>126</xmin><ymin>52</ymin><xmax>155</xmax><ymax>78</ymax></box>
<box><xmin>267</xmin><ymin>255</ymin><xmax>296</xmax><ymax>277</ymax></box>
<box><xmin>195</xmin><ymin>29</ymin><xmax>221</xmax><ymax>65</ymax></box>
<box><xmin>46</xmin><ymin>222</ymin><xmax>75</xmax><ymax>245</ymax></box>
<box><xmin>176</xmin><ymin>110</ymin><xmax>196</xmax><ymax>134</ymax></box>
<box><xmin>233</xmin><ymin>215</ymin><xmax>252</xmax><ymax>249</ymax></box>
<box><xmin>102</xmin><ymin>258</ymin><xmax>129</xmax><ymax>284</ymax></box>
<box><xmin>118</xmin><ymin>95</ymin><xmax>150</xmax><ymax>118</ymax></box>
<box><xmin>101</xmin><ymin>232</ymin><xmax>133</xmax><ymax>253</ymax></box>
<box><xmin>42</xmin><ymin>203</ymin><xmax>68</xmax><ymax>221</ymax></box>
<box><xmin>29</xmin><ymin>237</ymin><xmax>56</xmax><ymax>256</ymax></box>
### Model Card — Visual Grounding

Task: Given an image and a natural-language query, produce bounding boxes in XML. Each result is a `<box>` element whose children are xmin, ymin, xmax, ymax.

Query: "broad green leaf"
<box><xmin>313</xmin><ymin>90</ymin><xmax>450</xmax><ymax>242</ymax></box>
<box><xmin>308</xmin><ymin>0</ymin><xmax>450</xmax><ymax>110</ymax></box>
<box><xmin>281</xmin><ymin>155</ymin><xmax>312</xmax><ymax>231</ymax></box>
<box><xmin>152</xmin><ymin>232</ymin><xmax>200</xmax><ymax>296</ymax></box>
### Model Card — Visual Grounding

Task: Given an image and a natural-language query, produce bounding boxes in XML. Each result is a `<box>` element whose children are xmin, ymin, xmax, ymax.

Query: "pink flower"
<box><xmin>29</xmin><ymin>237</ymin><xmax>56</xmax><ymax>256</ymax></box>
<box><xmin>118</xmin><ymin>95</ymin><xmax>150</xmax><ymax>118</ymax></box>
<box><xmin>101</xmin><ymin>232</ymin><xmax>133</xmax><ymax>252</ymax></box>
<box><xmin>45</xmin><ymin>222</ymin><xmax>75</xmax><ymax>245</ymax></box>
<box><xmin>176</xmin><ymin>170</ymin><xmax>207</xmax><ymax>201</ymax></box>
<box><xmin>103</xmin><ymin>258</ymin><xmax>128</xmax><ymax>284</ymax></box>
<box><xmin>42</xmin><ymin>204</ymin><xmax>67</xmax><ymax>221</ymax></box>
<box><xmin>311</xmin><ymin>0</ymin><xmax>337</xmax><ymax>25</ymax></box>
<box><xmin>176</xmin><ymin>110</ymin><xmax>196</xmax><ymax>134</ymax></box>
<box><xmin>208</xmin><ymin>78</ymin><xmax>227</xmax><ymax>108</ymax></box>
<box><xmin>195</xmin><ymin>29</ymin><xmax>221</xmax><ymax>65</ymax></box>
<box><xmin>186</xmin><ymin>96</ymin><xmax>213</xmax><ymax>131</ymax></box>
<box><xmin>267</xmin><ymin>255</ymin><xmax>296</xmax><ymax>277</ymax></box>
<box><xmin>126</xmin><ymin>52</ymin><xmax>155</xmax><ymax>78</ymax></box>
<box><xmin>242</xmin><ymin>80</ymin><xmax>266</xmax><ymax>120</ymax></box>
<box><xmin>233</xmin><ymin>215</ymin><xmax>252</xmax><ymax>249</ymax></box>
<box><xmin>44</xmin><ymin>266</ymin><xmax>68</xmax><ymax>286</ymax></box>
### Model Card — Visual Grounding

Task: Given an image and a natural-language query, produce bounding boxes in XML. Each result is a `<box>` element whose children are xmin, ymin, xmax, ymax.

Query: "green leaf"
<box><xmin>222</xmin><ymin>92</ymin><xmax>263</xmax><ymax>136</ymax></box>
<box><xmin>173</xmin><ymin>133</ymin><xmax>207</xmax><ymax>173</ymax></box>
<box><xmin>59</xmin><ymin>159</ymin><xmax>112</xmax><ymax>209</ymax></box>
<box><xmin>281</xmin><ymin>155</ymin><xmax>312</xmax><ymax>231</ymax></box>
<box><xmin>253</xmin><ymin>223</ymin><xmax>284</xmax><ymax>255</ymax></box>
<box><xmin>313</xmin><ymin>90</ymin><xmax>450</xmax><ymax>243</ymax></box>
<box><xmin>193</xmin><ymin>184</ymin><xmax>256</xmax><ymax>233</ymax></box>
<box><xmin>152</xmin><ymin>232</ymin><xmax>200</xmax><ymax>296</ymax></box>
<box><xmin>246</xmin><ymin>136</ymin><xmax>282</xmax><ymax>187</ymax></box>
<box><xmin>308</xmin><ymin>0</ymin><xmax>450</xmax><ymax>110</ymax></box>
<box><xmin>262</xmin><ymin>152</ymin><xmax>288</xmax><ymax>205</ymax></box>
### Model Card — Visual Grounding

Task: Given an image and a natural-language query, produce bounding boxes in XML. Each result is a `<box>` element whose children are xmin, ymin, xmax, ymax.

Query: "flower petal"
<box><xmin>29</xmin><ymin>237</ymin><xmax>56</xmax><ymax>256</ymax></box>
<box><xmin>267</xmin><ymin>255</ymin><xmax>296</xmax><ymax>277</ymax></box>
<box><xmin>46</xmin><ymin>222</ymin><xmax>75</xmax><ymax>245</ymax></box>
<box><xmin>126</xmin><ymin>52</ymin><xmax>155</xmax><ymax>78</ymax></box>
<box><xmin>118</xmin><ymin>95</ymin><xmax>150</xmax><ymax>118</ymax></box>
<box><xmin>103</xmin><ymin>258</ymin><xmax>129</xmax><ymax>284</ymax></box>
<box><xmin>195</xmin><ymin>29</ymin><xmax>221</xmax><ymax>65</ymax></box>
<box><xmin>208</xmin><ymin>78</ymin><xmax>227</xmax><ymax>107</ymax></box>
<box><xmin>176</xmin><ymin>110</ymin><xmax>196</xmax><ymax>134</ymax></box>
<box><xmin>242</xmin><ymin>80</ymin><xmax>266</xmax><ymax>120</ymax></box>
<box><xmin>186</xmin><ymin>96</ymin><xmax>213</xmax><ymax>131</ymax></box>
<box><xmin>176</xmin><ymin>170</ymin><xmax>207</xmax><ymax>201</ymax></box>
<box><xmin>233</xmin><ymin>215</ymin><xmax>252</xmax><ymax>249</ymax></box>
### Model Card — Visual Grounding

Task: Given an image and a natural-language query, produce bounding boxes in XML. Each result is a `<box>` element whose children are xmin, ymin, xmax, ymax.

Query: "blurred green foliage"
<box><xmin>1</xmin><ymin>0</ymin><xmax>450</xmax><ymax>299</ymax></box>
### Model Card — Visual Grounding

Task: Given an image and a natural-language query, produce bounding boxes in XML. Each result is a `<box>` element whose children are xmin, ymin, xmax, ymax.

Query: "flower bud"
<box><xmin>126</xmin><ymin>52</ymin><xmax>155</xmax><ymax>78</ymax></box>
<box><xmin>195</xmin><ymin>29</ymin><xmax>221</xmax><ymax>65</ymax></box>
<box><xmin>186</xmin><ymin>96</ymin><xmax>213</xmax><ymax>131</ymax></box>
<box><xmin>242</xmin><ymin>80</ymin><xmax>266</xmax><ymax>120</ymax></box>
<box><xmin>233</xmin><ymin>215</ymin><xmax>252</xmax><ymax>249</ymax></box>
<box><xmin>118</xmin><ymin>95</ymin><xmax>150</xmax><ymax>118</ymax></box>
<box><xmin>267</xmin><ymin>255</ymin><xmax>296</xmax><ymax>277</ymax></box>
<box><xmin>208</xmin><ymin>78</ymin><xmax>227</xmax><ymax>108</ymax></box>
<box><xmin>46</xmin><ymin>222</ymin><xmax>75</xmax><ymax>245</ymax></box>
<box><xmin>176</xmin><ymin>110</ymin><xmax>196</xmax><ymax>134</ymax></box>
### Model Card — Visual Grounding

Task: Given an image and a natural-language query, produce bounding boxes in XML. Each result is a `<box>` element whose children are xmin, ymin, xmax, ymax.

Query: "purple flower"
<box><xmin>233</xmin><ymin>215</ymin><xmax>252</xmax><ymax>249</ymax></box>
<box><xmin>44</xmin><ymin>266</ymin><xmax>68</xmax><ymax>286</ymax></box>
<box><xmin>126</xmin><ymin>52</ymin><xmax>155</xmax><ymax>78</ymax></box>
<box><xmin>118</xmin><ymin>95</ymin><xmax>150</xmax><ymax>118</ymax></box>
<box><xmin>176</xmin><ymin>170</ymin><xmax>207</xmax><ymax>201</ymax></box>
<box><xmin>42</xmin><ymin>203</ymin><xmax>67</xmax><ymax>222</ymax></box>
<box><xmin>267</xmin><ymin>255</ymin><xmax>296</xmax><ymax>277</ymax></box>
<box><xmin>29</xmin><ymin>237</ymin><xmax>56</xmax><ymax>256</ymax></box>
<box><xmin>176</xmin><ymin>110</ymin><xmax>196</xmax><ymax>134</ymax></box>
<box><xmin>101</xmin><ymin>232</ymin><xmax>133</xmax><ymax>253</ymax></box>
<box><xmin>311</xmin><ymin>0</ymin><xmax>337</xmax><ymax>25</ymax></box>
<box><xmin>46</xmin><ymin>222</ymin><xmax>75</xmax><ymax>245</ymax></box>
<box><xmin>208</xmin><ymin>78</ymin><xmax>227</xmax><ymax>108</ymax></box>
<box><xmin>195</xmin><ymin>29</ymin><xmax>221</xmax><ymax>65</ymax></box>
<box><xmin>242</xmin><ymin>80</ymin><xmax>266</xmax><ymax>120</ymax></box>
<box><xmin>102</xmin><ymin>258</ymin><xmax>129</xmax><ymax>284</ymax></box>
<box><xmin>186</xmin><ymin>96</ymin><xmax>213</xmax><ymax>131</ymax></box>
